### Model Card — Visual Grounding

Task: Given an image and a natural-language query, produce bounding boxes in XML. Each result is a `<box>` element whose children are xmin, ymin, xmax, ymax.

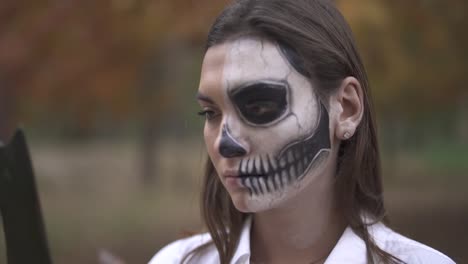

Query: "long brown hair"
<box><xmin>184</xmin><ymin>0</ymin><xmax>402</xmax><ymax>263</ymax></box>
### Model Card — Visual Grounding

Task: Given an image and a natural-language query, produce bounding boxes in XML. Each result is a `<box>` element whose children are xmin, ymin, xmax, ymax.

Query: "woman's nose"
<box><xmin>218</xmin><ymin>125</ymin><xmax>247</xmax><ymax>158</ymax></box>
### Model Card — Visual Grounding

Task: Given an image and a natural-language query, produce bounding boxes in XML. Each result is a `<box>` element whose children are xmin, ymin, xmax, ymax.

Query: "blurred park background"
<box><xmin>0</xmin><ymin>0</ymin><xmax>467</xmax><ymax>263</ymax></box>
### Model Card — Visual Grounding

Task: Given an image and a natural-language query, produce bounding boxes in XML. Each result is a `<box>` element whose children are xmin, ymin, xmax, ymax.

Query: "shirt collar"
<box><xmin>323</xmin><ymin>226</ymin><xmax>367</xmax><ymax>263</ymax></box>
<box><xmin>230</xmin><ymin>217</ymin><xmax>369</xmax><ymax>264</ymax></box>
<box><xmin>230</xmin><ymin>216</ymin><xmax>252</xmax><ymax>264</ymax></box>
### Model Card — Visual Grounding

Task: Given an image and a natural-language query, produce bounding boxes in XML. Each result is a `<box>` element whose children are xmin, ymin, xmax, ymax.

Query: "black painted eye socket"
<box><xmin>231</xmin><ymin>82</ymin><xmax>288</xmax><ymax>125</ymax></box>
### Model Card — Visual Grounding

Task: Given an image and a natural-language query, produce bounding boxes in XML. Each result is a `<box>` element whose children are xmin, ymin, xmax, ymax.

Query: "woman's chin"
<box><xmin>229</xmin><ymin>190</ymin><xmax>256</xmax><ymax>213</ymax></box>
<box><xmin>229</xmin><ymin>189</ymin><xmax>287</xmax><ymax>213</ymax></box>
<box><xmin>231</xmin><ymin>199</ymin><xmax>266</xmax><ymax>213</ymax></box>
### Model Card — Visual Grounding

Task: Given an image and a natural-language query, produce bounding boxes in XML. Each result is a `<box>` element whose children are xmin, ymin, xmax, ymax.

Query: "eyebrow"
<box><xmin>196</xmin><ymin>92</ymin><xmax>215</xmax><ymax>104</ymax></box>
<box><xmin>229</xmin><ymin>79</ymin><xmax>288</xmax><ymax>95</ymax></box>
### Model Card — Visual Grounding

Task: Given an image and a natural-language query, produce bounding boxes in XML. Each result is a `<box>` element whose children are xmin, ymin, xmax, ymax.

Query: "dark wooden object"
<box><xmin>0</xmin><ymin>129</ymin><xmax>52</xmax><ymax>264</ymax></box>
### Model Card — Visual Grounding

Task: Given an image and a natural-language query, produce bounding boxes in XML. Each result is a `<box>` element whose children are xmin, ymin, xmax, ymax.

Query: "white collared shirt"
<box><xmin>149</xmin><ymin>217</ymin><xmax>455</xmax><ymax>264</ymax></box>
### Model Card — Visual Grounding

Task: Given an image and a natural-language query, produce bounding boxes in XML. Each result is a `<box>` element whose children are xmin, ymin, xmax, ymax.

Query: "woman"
<box><xmin>150</xmin><ymin>0</ymin><xmax>455</xmax><ymax>263</ymax></box>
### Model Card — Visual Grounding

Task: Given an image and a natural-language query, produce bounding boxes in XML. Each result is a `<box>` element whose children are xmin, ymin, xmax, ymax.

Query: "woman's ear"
<box><xmin>330</xmin><ymin>77</ymin><xmax>364</xmax><ymax>140</ymax></box>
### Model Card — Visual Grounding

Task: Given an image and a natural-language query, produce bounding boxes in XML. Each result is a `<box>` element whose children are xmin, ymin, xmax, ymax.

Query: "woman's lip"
<box><xmin>222</xmin><ymin>170</ymin><xmax>239</xmax><ymax>178</ymax></box>
<box><xmin>223</xmin><ymin>174</ymin><xmax>239</xmax><ymax>178</ymax></box>
<box><xmin>223</xmin><ymin>169</ymin><xmax>267</xmax><ymax>178</ymax></box>
<box><xmin>225</xmin><ymin>176</ymin><xmax>243</xmax><ymax>188</ymax></box>
<box><xmin>238</xmin><ymin>174</ymin><xmax>267</xmax><ymax>178</ymax></box>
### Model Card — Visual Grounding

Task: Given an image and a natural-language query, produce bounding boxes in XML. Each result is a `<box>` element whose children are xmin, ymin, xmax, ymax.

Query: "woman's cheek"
<box><xmin>204</xmin><ymin>123</ymin><xmax>219</xmax><ymax>161</ymax></box>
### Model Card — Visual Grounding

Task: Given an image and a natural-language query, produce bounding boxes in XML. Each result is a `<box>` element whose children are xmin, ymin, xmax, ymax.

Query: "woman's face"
<box><xmin>197</xmin><ymin>37</ymin><xmax>334</xmax><ymax>212</ymax></box>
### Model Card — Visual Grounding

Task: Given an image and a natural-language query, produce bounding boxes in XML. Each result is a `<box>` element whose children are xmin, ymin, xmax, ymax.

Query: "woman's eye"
<box><xmin>245</xmin><ymin>101</ymin><xmax>279</xmax><ymax>116</ymax></box>
<box><xmin>197</xmin><ymin>109</ymin><xmax>218</xmax><ymax>120</ymax></box>
<box><xmin>230</xmin><ymin>82</ymin><xmax>288</xmax><ymax>125</ymax></box>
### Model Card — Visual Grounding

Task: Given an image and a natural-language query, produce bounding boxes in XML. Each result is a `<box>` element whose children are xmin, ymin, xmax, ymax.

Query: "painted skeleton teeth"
<box><xmin>252</xmin><ymin>177</ymin><xmax>261</xmax><ymax>194</ymax></box>
<box><xmin>251</xmin><ymin>160</ymin><xmax>258</xmax><ymax>175</ymax></box>
<box><xmin>274</xmin><ymin>172</ymin><xmax>282</xmax><ymax>188</ymax></box>
<box><xmin>268</xmin><ymin>155</ymin><xmax>277</xmax><ymax>170</ymax></box>
<box><xmin>248</xmin><ymin>158</ymin><xmax>254</xmax><ymax>174</ymax></box>
<box><xmin>259</xmin><ymin>177</ymin><xmax>268</xmax><ymax>193</ymax></box>
<box><xmin>240</xmin><ymin>151</ymin><xmax>317</xmax><ymax>195</ymax></box>
<box><xmin>281</xmin><ymin>170</ymin><xmax>289</xmax><ymax>185</ymax></box>
<box><xmin>255</xmin><ymin>158</ymin><xmax>261</xmax><ymax>174</ymax></box>
<box><xmin>238</xmin><ymin>150</ymin><xmax>317</xmax><ymax>195</ymax></box>
<box><xmin>244</xmin><ymin>177</ymin><xmax>253</xmax><ymax>189</ymax></box>
<box><xmin>265</xmin><ymin>177</ymin><xmax>274</xmax><ymax>192</ymax></box>
<box><xmin>279</xmin><ymin>157</ymin><xmax>287</xmax><ymax>169</ymax></box>
<box><xmin>248</xmin><ymin>177</ymin><xmax>255</xmax><ymax>194</ymax></box>
<box><xmin>240</xmin><ymin>159</ymin><xmax>247</xmax><ymax>174</ymax></box>
<box><xmin>257</xmin><ymin>177</ymin><xmax>264</xmax><ymax>193</ymax></box>
<box><xmin>289</xmin><ymin>165</ymin><xmax>296</xmax><ymax>179</ymax></box>
<box><xmin>236</xmin><ymin>103</ymin><xmax>331</xmax><ymax>196</ymax></box>
<box><xmin>261</xmin><ymin>157</ymin><xmax>268</xmax><ymax>174</ymax></box>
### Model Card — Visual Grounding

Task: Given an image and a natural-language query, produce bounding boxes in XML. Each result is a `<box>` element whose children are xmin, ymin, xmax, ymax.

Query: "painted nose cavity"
<box><xmin>219</xmin><ymin>125</ymin><xmax>247</xmax><ymax>158</ymax></box>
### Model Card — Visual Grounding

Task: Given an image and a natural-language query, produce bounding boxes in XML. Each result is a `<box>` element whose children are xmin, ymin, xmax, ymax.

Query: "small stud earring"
<box><xmin>343</xmin><ymin>132</ymin><xmax>351</xmax><ymax>139</ymax></box>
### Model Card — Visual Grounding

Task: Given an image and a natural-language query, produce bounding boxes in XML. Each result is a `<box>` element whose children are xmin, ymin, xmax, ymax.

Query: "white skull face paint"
<box><xmin>199</xmin><ymin>37</ymin><xmax>331</xmax><ymax>212</ymax></box>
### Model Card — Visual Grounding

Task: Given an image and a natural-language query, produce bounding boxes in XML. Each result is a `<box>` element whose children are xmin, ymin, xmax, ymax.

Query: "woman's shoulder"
<box><xmin>148</xmin><ymin>232</ymin><xmax>218</xmax><ymax>264</ymax></box>
<box><xmin>371</xmin><ymin>223</ymin><xmax>456</xmax><ymax>264</ymax></box>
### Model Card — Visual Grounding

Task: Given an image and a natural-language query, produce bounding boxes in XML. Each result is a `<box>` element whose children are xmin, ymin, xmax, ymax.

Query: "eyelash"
<box><xmin>197</xmin><ymin>109</ymin><xmax>219</xmax><ymax>121</ymax></box>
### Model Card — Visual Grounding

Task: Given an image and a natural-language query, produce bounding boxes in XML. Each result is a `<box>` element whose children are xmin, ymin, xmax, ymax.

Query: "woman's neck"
<box><xmin>250</xmin><ymin>173</ymin><xmax>346</xmax><ymax>264</ymax></box>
